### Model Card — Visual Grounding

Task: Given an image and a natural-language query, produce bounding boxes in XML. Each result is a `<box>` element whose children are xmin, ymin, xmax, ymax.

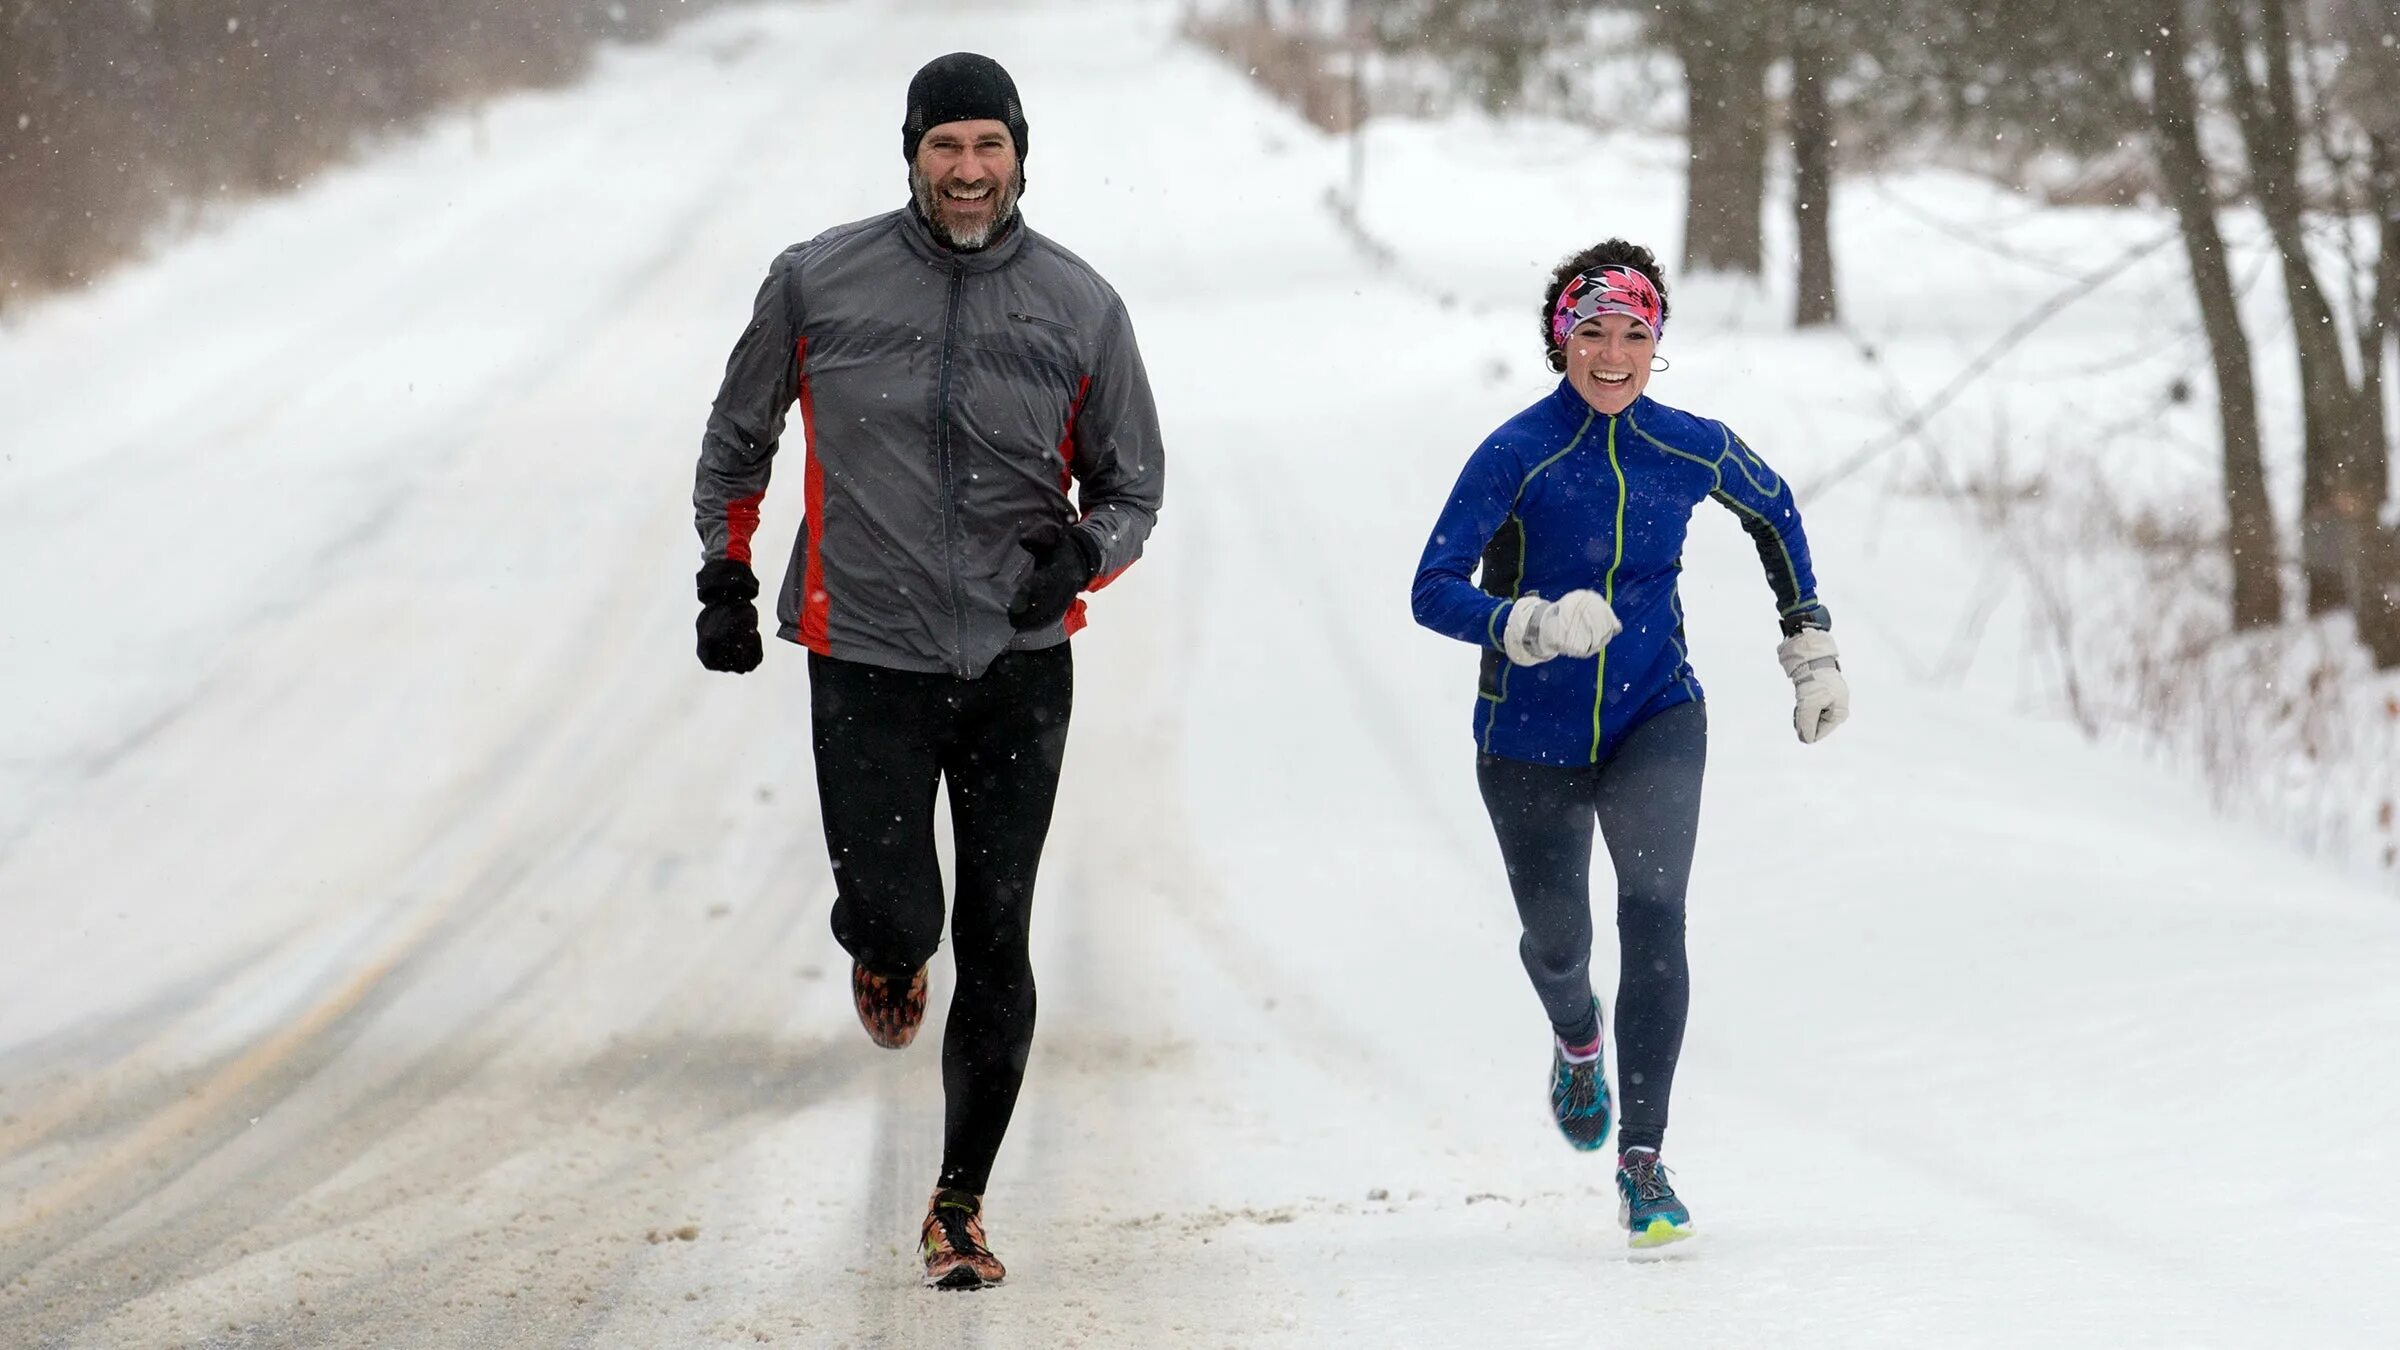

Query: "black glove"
<box><xmin>695</xmin><ymin>557</ymin><xmax>764</xmax><ymax>673</ymax></box>
<box><xmin>1007</xmin><ymin>521</ymin><xmax>1103</xmax><ymax>632</ymax></box>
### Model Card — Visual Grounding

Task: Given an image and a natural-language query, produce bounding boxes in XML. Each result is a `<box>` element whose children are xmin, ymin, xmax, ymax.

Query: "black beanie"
<box><xmin>902</xmin><ymin>53</ymin><xmax>1028</xmax><ymax>162</ymax></box>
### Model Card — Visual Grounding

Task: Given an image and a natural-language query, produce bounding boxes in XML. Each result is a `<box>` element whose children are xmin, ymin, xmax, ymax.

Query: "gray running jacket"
<box><xmin>694</xmin><ymin>205</ymin><xmax>1165</xmax><ymax>677</ymax></box>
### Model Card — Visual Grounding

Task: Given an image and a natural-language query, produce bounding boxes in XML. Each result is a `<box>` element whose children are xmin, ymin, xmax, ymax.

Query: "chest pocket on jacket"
<box><xmin>953</xmin><ymin>315</ymin><xmax>1087</xmax><ymax>462</ymax></box>
<box><xmin>960</xmin><ymin>314</ymin><xmax>1082</xmax><ymax>376</ymax></box>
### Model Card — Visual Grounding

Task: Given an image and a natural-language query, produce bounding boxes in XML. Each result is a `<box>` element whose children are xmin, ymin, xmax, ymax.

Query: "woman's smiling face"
<box><xmin>1564</xmin><ymin>312</ymin><xmax>1655</xmax><ymax>415</ymax></box>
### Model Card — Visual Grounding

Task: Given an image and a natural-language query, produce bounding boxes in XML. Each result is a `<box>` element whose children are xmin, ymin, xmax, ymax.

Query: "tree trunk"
<box><xmin>2342</xmin><ymin>11</ymin><xmax>2400</xmax><ymax>666</ymax></box>
<box><xmin>1674</xmin><ymin>26</ymin><xmax>1770</xmax><ymax>276</ymax></box>
<box><xmin>2212</xmin><ymin>0</ymin><xmax>2379</xmax><ymax>615</ymax></box>
<box><xmin>2360</xmin><ymin>135</ymin><xmax>2400</xmax><ymax>667</ymax></box>
<box><xmin>1791</xmin><ymin>4</ymin><xmax>1838</xmax><ymax>327</ymax></box>
<box><xmin>2365</xmin><ymin>135</ymin><xmax>2398</xmax><ymax>458</ymax></box>
<box><xmin>2149</xmin><ymin>0</ymin><xmax>2285</xmax><ymax>630</ymax></box>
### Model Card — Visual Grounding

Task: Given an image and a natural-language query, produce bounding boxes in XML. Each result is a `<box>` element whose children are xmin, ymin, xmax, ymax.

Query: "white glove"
<box><xmin>1777</xmin><ymin>627</ymin><xmax>1849</xmax><ymax>744</ymax></box>
<box><xmin>1503</xmin><ymin>590</ymin><xmax>1621</xmax><ymax>666</ymax></box>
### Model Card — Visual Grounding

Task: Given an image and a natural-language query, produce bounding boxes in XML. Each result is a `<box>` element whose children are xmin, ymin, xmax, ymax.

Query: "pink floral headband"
<box><xmin>1551</xmin><ymin>266</ymin><xmax>1664</xmax><ymax>345</ymax></box>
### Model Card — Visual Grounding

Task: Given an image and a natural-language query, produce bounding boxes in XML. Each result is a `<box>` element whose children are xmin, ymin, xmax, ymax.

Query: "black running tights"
<box><xmin>1475</xmin><ymin>700</ymin><xmax>1706</xmax><ymax>1154</ymax></box>
<box><xmin>810</xmin><ymin>645</ymin><xmax>1072</xmax><ymax>1195</ymax></box>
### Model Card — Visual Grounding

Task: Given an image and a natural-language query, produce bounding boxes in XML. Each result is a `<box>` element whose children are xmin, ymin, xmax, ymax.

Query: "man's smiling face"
<box><xmin>911</xmin><ymin>118</ymin><xmax>1020</xmax><ymax>251</ymax></box>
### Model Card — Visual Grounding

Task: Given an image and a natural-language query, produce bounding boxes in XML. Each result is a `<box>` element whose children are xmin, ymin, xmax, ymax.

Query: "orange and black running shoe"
<box><xmin>852</xmin><ymin>962</ymin><xmax>928</xmax><ymax>1049</ymax></box>
<box><xmin>920</xmin><ymin>1188</ymin><xmax>1006</xmax><ymax>1290</ymax></box>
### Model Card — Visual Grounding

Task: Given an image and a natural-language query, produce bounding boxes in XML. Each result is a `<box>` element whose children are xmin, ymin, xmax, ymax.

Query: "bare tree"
<box><xmin>2143</xmin><ymin>0</ymin><xmax>2286</xmax><ymax>629</ymax></box>
<box><xmin>1790</xmin><ymin>1</ymin><xmax>1839</xmax><ymax>325</ymax></box>
<box><xmin>2316</xmin><ymin>0</ymin><xmax>2400</xmax><ymax>665</ymax></box>
<box><xmin>2207</xmin><ymin>0</ymin><xmax>2368</xmax><ymax>612</ymax></box>
<box><xmin>2205</xmin><ymin>0</ymin><xmax>2400</xmax><ymax>659</ymax></box>
<box><xmin>1664</xmin><ymin>6</ymin><xmax>1774</xmax><ymax>275</ymax></box>
<box><xmin>1843</xmin><ymin>0</ymin><xmax>2286</xmax><ymax>630</ymax></box>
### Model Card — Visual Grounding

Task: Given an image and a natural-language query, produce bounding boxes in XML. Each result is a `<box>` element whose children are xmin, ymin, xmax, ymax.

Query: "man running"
<box><xmin>690</xmin><ymin>52</ymin><xmax>1165</xmax><ymax>1290</ymax></box>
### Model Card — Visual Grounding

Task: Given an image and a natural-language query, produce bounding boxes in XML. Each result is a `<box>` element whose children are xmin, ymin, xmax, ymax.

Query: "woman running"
<box><xmin>1410</xmin><ymin>238</ymin><xmax>1849</xmax><ymax>1255</ymax></box>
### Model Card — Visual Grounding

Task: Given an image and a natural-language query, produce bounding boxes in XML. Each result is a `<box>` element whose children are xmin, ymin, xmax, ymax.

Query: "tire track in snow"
<box><xmin>1</xmin><ymin>598</ymin><xmax>712</xmax><ymax>1317</ymax></box>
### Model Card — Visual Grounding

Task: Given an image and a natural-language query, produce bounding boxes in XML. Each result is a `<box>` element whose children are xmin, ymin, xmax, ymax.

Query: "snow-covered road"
<box><xmin>4</xmin><ymin>2</ymin><xmax>2398</xmax><ymax>1345</ymax></box>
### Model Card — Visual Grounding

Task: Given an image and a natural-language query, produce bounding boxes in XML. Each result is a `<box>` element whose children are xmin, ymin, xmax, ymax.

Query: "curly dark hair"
<box><xmin>1540</xmin><ymin>239</ymin><xmax>1670</xmax><ymax>373</ymax></box>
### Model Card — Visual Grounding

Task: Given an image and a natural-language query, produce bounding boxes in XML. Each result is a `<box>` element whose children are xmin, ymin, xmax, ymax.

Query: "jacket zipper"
<box><xmin>935</xmin><ymin>269</ymin><xmax>968</xmax><ymax>675</ymax></box>
<box><xmin>1590</xmin><ymin>413</ymin><xmax>1628</xmax><ymax>763</ymax></box>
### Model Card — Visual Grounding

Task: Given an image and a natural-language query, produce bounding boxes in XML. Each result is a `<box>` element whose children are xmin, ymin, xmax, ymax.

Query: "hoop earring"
<box><xmin>1651</xmin><ymin>356</ymin><xmax>1671</xmax><ymax>373</ymax></box>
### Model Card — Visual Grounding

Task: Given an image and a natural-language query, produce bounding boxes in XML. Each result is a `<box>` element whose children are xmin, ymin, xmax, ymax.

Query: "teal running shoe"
<box><xmin>1617</xmin><ymin>1147</ymin><xmax>1695</xmax><ymax>1256</ymax></box>
<box><xmin>1549</xmin><ymin>1038</ymin><xmax>1611</xmax><ymax>1151</ymax></box>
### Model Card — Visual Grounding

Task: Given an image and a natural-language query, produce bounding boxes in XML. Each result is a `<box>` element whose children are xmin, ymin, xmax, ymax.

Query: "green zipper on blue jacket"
<box><xmin>1590</xmin><ymin>413</ymin><xmax>1628</xmax><ymax>763</ymax></box>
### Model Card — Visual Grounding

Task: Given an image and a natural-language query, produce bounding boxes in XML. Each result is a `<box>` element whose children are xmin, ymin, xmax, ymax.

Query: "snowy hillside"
<box><xmin>3</xmin><ymin>1</ymin><xmax>2397</xmax><ymax>1346</ymax></box>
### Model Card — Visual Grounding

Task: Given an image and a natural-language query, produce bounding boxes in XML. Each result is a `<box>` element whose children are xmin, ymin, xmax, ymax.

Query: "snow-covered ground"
<box><xmin>4</xmin><ymin>1</ymin><xmax>2398</xmax><ymax>1345</ymax></box>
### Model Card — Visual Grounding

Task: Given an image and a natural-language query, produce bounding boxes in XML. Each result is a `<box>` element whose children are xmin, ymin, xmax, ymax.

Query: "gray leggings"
<box><xmin>1475</xmin><ymin>700</ymin><xmax>1706</xmax><ymax>1154</ymax></box>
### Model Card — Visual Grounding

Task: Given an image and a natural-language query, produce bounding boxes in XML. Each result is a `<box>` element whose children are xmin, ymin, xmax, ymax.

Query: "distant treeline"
<box><xmin>0</xmin><ymin>0</ymin><xmax>730</xmax><ymax>312</ymax></box>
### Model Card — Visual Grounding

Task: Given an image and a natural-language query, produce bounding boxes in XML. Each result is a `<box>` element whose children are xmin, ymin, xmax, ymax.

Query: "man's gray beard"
<box><xmin>910</xmin><ymin>165</ymin><xmax>1023</xmax><ymax>251</ymax></box>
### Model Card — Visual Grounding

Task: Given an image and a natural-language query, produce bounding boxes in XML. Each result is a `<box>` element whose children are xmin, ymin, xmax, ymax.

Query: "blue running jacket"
<box><xmin>1412</xmin><ymin>381</ymin><xmax>1827</xmax><ymax>765</ymax></box>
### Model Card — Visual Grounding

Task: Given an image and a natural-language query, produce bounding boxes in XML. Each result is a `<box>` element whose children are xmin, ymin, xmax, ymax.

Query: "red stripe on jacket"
<box><xmin>1057</xmin><ymin>376</ymin><xmax>1096</xmax><ymax>636</ymax></box>
<box><xmin>1056</xmin><ymin>375</ymin><xmax>1091</xmax><ymax>493</ymax></box>
<box><xmin>796</xmin><ymin>338</ymin><xmax>830</xmax><ymax>654</ymax></box>
<box><xmin>723</xmin><ymin>492</ymin><xmax>765</xmax><ymax>565</ymax></box>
